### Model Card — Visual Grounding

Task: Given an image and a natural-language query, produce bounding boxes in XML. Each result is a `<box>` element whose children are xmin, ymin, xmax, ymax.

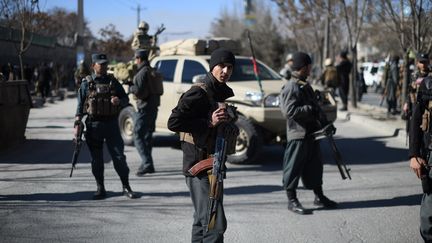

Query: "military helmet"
<box><xmin>138</xmin><ymin>21</ymin><xmax>149</xmax><ymax>31</ymax></box>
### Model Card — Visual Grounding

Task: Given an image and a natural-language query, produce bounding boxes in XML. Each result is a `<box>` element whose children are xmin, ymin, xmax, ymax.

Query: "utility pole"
<box><xmin>76</xmin><ymin>0</ymin><xmax>84</xmax><ymax>65</ymax></box>
<box><xmin>136</xmin><ymin>4</ymin><xmax>140</xmax><ymax>27</ymax></box>
<box><xmin>131</xmin><ymin>4</ymin><xmax>146</xmax><ymax>27</ymax></box>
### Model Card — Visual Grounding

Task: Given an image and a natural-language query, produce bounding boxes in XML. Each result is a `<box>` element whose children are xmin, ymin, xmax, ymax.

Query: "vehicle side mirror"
<box><xmin>192</xmin><ymin>74</ymin><xmax>206</xmax><ymax>84</ymax></box>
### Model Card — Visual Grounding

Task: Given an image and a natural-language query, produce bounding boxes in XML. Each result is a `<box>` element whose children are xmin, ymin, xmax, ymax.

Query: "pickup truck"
<box><xmin>118</xmin><ymin>54</ymin><xmax>337</xmax><ymax>164</ymax></box>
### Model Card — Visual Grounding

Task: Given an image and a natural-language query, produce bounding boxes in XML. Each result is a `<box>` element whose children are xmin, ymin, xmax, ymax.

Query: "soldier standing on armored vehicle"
<box><xmin>131</xmin><ymin>21</ymin><xmax>153</xmax><ymax>51</ymax></box>
<box><xmin>74</xmin><ymin>53</ymin><xmax>137</xmax><ymax>200</ymax></box>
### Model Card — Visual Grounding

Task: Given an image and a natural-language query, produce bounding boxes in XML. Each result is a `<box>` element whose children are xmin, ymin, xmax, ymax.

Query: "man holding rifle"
<box><xmin>74</xmin><ymin>53</ymin><xmax>137</xmax><ymax>200</ymax></box>
<box><xmin>408</xmin><ymin>70</ymin><xmax>432</xmax><ymax>242</ymax></box>
<box><xmin>168</xmin><ymin>48</ymin><xmax>237</xmax><ymax>242</ymax></box>
<box><xmin>279</xmin><ymin>52</ymin><xmax>338</xmax><ymax>215</ymax></box>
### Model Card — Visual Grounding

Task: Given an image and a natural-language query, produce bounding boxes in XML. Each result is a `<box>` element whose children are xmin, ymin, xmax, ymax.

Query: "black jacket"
<box><xmin>409</xmin><ymin>76</ymin><xmax>432</xmax><ymax>158</ymax></box>
<box><xmin>167</xmin><ymin>72</ymin><xmax>234</xmax><ymax>175</ymax></box>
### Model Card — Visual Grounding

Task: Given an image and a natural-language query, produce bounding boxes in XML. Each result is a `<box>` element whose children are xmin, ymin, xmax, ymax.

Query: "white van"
<box><xmin>361</xmin><ymin>62</ymin><xmax>386</xmax><ymax>87</ymax></box>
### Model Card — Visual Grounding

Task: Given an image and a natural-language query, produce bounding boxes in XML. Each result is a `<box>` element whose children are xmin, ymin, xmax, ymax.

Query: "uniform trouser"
<box><xmin>420</xmin><ymin>155</ymin><xmax>432</xmax><ymax>242</ymax></box>
<box><xmin>282</xmin><ymin>138</ymin><xmax>323</xmax><ymax>191</ymax></box>
<box><xmin>338</xmin><ymin>82</ymin><xmax>349</xmax><ymax>108</ymax></box>
<box><xmin>134</xmin><ymin>106</ymin><xmax>158</xmax><ymax>171</ymax></box>
<box><xmin>186</xmin><ymin>175</ymin><xmax>226</xmax><ymax>243</ymax></box>
<box><xmin>85</xmin><ymin>119</ymin><xmax>130</xmax><ymax>184</ymax></box>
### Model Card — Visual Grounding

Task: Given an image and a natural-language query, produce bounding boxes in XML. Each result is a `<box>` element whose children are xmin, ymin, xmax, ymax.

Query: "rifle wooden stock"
<box><xmin>188</xmin><ymin>157</ymin><xmax>213</xmax><ymax>176</ymax></box>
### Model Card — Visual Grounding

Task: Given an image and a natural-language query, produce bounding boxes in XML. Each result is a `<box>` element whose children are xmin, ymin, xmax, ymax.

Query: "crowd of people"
<box><xmin>1</xmin><ymin>61</ymin><xmax>77</xmax><ymax>103</ymax></box>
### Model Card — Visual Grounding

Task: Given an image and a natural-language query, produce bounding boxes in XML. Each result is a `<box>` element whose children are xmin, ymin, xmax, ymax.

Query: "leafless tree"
<box><xmin>376</xmin><ymin>0</ymin><xmax>432</xmax><ymax>106</ymax></box>
<box><xmin>339</xmin><ymin>0</ymin><xmax>370</xmax><ymax>108</ymax></box>
<box><xmin>0</xmin><ymin>0</ymin><xmax>40</xmax><ymax>80</ymax></box>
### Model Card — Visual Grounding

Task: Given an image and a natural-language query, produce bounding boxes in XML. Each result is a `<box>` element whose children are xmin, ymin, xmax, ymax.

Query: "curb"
<box><xmin>336</xmin><ymin>102</ymin><xmax>408</xmax><ymax>142</ymax></box>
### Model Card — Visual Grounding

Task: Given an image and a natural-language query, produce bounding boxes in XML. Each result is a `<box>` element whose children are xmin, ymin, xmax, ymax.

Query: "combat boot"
<box><xmin>122</xmin><ymin>184</ymin><xmax>138</xmax><ymax>199</ymax></box>
<box><xmin>93</xmin><ymin>182</ymin><xmax>106</xmax><ymax>200</ymax></box>
<box><xmin>313</xmin><ymin>187</ymin><xmax>338</xmax><ymax>209</ymax></box>
<box><xmin>120</xmin><ymin>175</ymin><xmax>137</xmax><ymax>199</ymax></box>
<box><xmin>286</xmin><ymin>190</ymin><xmax>311</xmax><ymax>215</ymax></box>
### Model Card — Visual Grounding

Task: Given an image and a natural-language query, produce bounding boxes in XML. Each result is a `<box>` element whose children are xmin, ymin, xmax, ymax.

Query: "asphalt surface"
<box><xmin>0</xmin><ymin>94</ymin><xmax>424</xmax><ymax>243</ymax></box>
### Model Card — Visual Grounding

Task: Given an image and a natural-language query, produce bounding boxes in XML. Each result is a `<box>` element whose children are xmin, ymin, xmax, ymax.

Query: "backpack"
<box><xmin>134</xmin><ymin>66</ymin><xmax>164</xmax><ymax>100</ymax></box>
<box><xmin>324</xmin><ymin>67</ymin><xmax>338</xmax><ymax>88</ymax></box>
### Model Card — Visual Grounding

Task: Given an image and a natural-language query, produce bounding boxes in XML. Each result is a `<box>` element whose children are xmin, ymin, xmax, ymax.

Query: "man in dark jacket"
<box><xmin>409</xmin><ymin>75</ymin><xmax>432</xmax><ymax>242</ymax></box>
<box><xmin>131</xmin><ymin>49</ymin><xmax>161</xmax><ymax>176</ymax></box>
<box><xmin>279</xmin><ymin>52</ymin><xmax>338</xmax><ymax>215</ymax></box>
<box><xmin>385</xmin><ymin>55</ymin><xmax>400</xmax><ymax>115</ymax></box>
<box><xmin>336</xmin><ymin>51</ymin><xmax>352</xmax><ymax>111</ymax></box>
<box><xmin>168</xmin><ymin>48</ymin><xmax>235</xmax><ymax>242</ymax></box>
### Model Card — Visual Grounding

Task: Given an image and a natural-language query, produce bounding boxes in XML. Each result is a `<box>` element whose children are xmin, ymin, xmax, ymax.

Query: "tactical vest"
<box><xmin>179</xmin><ymin>82</ymin><xmax>237</xmax><ymax>155</ymax></box>
<box><xmin>84</xmin><ymin>76</ymin><xmax>121</xmax><ymax>118</ymax></box>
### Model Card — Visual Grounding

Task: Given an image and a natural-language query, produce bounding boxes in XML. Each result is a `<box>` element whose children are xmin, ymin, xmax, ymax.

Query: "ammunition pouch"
<box><xmin>84</xmin><ymin>77</ymin><xmax>121</xmax><ymax>118</ymax></box>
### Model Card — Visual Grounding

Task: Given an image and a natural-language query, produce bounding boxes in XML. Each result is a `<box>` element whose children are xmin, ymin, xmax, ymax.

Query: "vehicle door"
<box><xmin>153</xmin><ymin>58</ymin><xmax>179</xmax><ymax>130</ymax></box>
<box><xmin>175</xmin><ymin>57</ymin><xmax>209</xmax><ymax>102</ymax></box>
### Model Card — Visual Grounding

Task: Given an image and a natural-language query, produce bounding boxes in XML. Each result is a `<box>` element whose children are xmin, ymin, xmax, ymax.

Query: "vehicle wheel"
<box><xmin>227</xmin><ymin>116</ymin><xmax>263</xmax><ymax>164</ymax></box>
<box><xmin>118</xmin><ymin>106</ymin><xmax>135</xmax><ymax>146</ymax></box>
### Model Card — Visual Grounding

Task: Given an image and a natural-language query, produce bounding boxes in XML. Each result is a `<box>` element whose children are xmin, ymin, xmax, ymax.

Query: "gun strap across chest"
<box><xmin>179</xmin><ymin>82</ymin><xmax>216</xmax><ymax>146</ymax></box>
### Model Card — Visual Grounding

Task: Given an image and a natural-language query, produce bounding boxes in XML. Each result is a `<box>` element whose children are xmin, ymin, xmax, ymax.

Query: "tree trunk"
<box><xmin>350</xmin><ymin>46</ymin><xmax>358</xmax><ymax>108</ymax></box>
<box><xmin>401</xmin><ymin>50</ymin><xmax>410</xmax><ymax>108</ymax></box>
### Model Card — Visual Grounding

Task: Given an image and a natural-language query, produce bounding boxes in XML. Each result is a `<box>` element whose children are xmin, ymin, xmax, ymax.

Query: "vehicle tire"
<box><xmin>118</xmin><ymin>106</ymin><xmax>136</xmax><ymax>146</ymax></box>
<box><xmin>227</xmin><ymin>116</ymin><xmax>263</xmax><ymax>165</ymax></box>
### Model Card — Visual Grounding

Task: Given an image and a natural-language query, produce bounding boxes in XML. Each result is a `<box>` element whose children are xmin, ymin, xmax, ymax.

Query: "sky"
<box><xmin>40</xmin><ymin>0</ymin><xmax>245</xmax><ymax>43</ymax></box>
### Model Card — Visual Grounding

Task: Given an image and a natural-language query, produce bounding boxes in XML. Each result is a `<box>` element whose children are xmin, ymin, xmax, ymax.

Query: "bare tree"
<box><xmin>339</xmin><ymin>0</ymin><xmax>369</xmax><ymax>108</ymax></box>
<box><xmin>0</xmin><ymin>0</ymin><xmax>40</xmax><ymax>80</ymax></box>
<box><xmin>211</xmin><ymin>2</ymin><xmax>287</xmax><ymax>69</ymax></box>
<box><xmin>98</xmin><ymin>24</ymin><xmax>131</xmax><ymax>62</ymax></box>
<box><xmin>272</xmin><ymin>0</ymin><xmax>328</xmax><ymax>65</ymax></box>
<box><xmin>377</xmin><ymin>0</ymin><xmax>432</xmax><ymax>106</ymax></box>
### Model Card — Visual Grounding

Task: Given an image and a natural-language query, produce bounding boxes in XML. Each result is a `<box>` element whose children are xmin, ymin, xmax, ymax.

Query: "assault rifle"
<box><xmin>70</xmin><ymin>121</ymin><xmax>84</xmax><ymax>177</ymax></box>
<box><xmin>314</xmin><ymin>124</ymin><xmax>352</xmax><ymax>180</ymax></box>
<box><xmin>207</xmin><ymin>125</ymin><xmax>228</xmax><ymax>231</ymax></box>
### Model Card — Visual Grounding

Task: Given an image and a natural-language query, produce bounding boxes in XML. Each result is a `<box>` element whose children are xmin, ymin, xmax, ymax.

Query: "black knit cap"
<box><xmin>291</xmin><ymin>52</ymin><xmax>312</xmax><ymax>71</ymax></box>
<box><xmin>209</xmin><ymin>48</ymin><xmax>235</xmax><ymax>71</ymax></box>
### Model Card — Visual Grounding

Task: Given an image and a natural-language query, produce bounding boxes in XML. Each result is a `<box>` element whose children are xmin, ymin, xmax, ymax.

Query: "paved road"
<box><xmin>0</xmin><ymin>97</ymin><xmax>424</xmax><ymax>243</ymax></box>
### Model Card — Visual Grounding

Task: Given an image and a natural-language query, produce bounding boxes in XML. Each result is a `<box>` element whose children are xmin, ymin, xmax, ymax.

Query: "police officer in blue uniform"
<box><xmin>74</xmin><ymin>53</ymin><xmax>137</xmax><ymax>200</ymax></box>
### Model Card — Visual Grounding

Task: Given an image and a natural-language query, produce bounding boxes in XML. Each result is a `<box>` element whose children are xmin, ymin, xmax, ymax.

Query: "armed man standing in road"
<box><xmin>74</xmin><ymin>53</ymin><xmax>137</xmax><ymax>200</ymax></box>
<box><xmin>403</xmin><ymin>53</ymin><xmax>430</xmax><ymax>121</ymax></box>
<box><xmin>131</xmin><ymin>49</ymin><xmax>163</xmax><ymax>176</ymax></box>
<box><xmin>336</xmin><ymin>51</ymin><xmax>352</xmax><ymax>111</ymax></box>
<box><xmin>279</xmin><ymin>52</ymin><xmax>338</xmax><ymax>215</ymax></box>
<box><xmin>168</xmin><ymin>48</ymin><xmax>237</xmax><ymax>242</ymax></box>
<box><xmin>409</xmin><ymin>70</ymin><xmax>432</xmax><ymax>242</ymax></box>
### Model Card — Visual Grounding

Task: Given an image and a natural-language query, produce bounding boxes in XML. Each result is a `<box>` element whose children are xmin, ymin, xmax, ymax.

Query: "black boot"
<box><xmin>122</xmin><ymin>184</ymin><xmax>137</xmax><ymax>199</ymax></box>
<box><xmin>93</xmin><ymin>180</ymin><xmax>106</xmax><ymax>200</ymax></box>
<box><xmin>313</xmin><ymin>187</ymin><xmax>338</xmax><ymax>209</ymax></box>
<box><xmin>120</xmin><ymin>175</ymin><xmax>137</xmax><ymax>199</ymax></box>
<box><xmin>286</xmin><ymin>190</ymin><xmax>311</xmax><ymax>215</ymax></box>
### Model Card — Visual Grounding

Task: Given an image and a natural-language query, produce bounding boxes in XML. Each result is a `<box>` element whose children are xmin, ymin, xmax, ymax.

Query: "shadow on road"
<box><xmin>0</xmin><ymin>184</ymin><xmax>283</xmax><ymax>202</ymax></box>
<box><xmin>333</xmin><ymin>194</ymin><xmax>422</xmax><ymax>210</ymax></box>
<box><xmin>321</xmin><ymin>135</ymin><xmax>407</xmax><ymax>165</ymax></box>
<box><xmin>0</xmin><ymin>135</ymin><xmax>180</xmax><ymax>165</ymax></box>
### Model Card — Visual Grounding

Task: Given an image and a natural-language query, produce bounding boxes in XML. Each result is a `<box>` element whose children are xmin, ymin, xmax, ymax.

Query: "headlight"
<box><xmin>245</xmin><ymin>92</ymin><xmax>263</xmax><ymax>106</ymax></box>
<box><xmin>264</xmin><ymin>94</ymin><xmax>280</xmax><ymax>107</ymax></box>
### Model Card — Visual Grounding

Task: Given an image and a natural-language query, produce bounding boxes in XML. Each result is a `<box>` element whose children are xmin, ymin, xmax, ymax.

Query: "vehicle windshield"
<box><xmin>207</xmin><ymin>58</ymin><xmax>280</xmax><ymax>81</ymax></box>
